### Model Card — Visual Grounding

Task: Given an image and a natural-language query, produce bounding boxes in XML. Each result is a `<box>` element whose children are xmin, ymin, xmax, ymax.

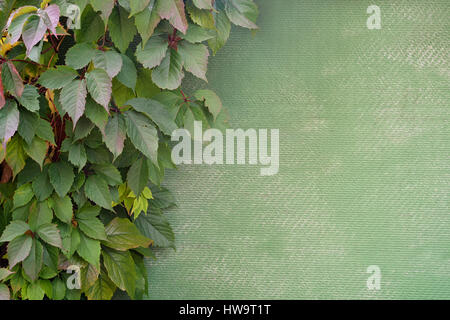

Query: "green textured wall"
<box><xmin>145</xmin><ymin>0</ymin><xmax>450</xmax><ymax>299</ymax></box>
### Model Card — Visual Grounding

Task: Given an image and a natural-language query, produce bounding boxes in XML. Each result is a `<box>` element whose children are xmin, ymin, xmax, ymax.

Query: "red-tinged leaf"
<box><xmin>0</xmin><ymin>70</ymin><xmax>5</xmax><ymax>109</ymax></box>
<box><xmin>0</xmin><ymin>100</ymin><xmax>19</xmax><ymax>148</ymax></box>
<box><xmin>156</xmin><ymin>0</ymin><xmax>188</xmax><ymax>34</ymax></box>
<box><xmin>41</xmin><ymin>4</ymin><xmax>60</xmax><ymax>35</ymax></box>
<box><xmin>22</xmin><ymin>15</ymin><xmax>47</xmax><ymax>55</ymax></box>
<box><xmin>2</xmin><ymin>62</ymin><xmax>24</xmax><ymax>98</ymax></box>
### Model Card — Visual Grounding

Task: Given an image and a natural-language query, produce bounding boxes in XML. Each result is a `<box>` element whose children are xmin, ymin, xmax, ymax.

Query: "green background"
<box><xmin>145</xmin><ymin>0</ymin><xmax>450</xmax><ymax>299</ymax></box>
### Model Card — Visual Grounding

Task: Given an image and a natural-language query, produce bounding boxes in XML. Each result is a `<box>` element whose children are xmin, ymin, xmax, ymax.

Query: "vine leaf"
<box><xmin>102</xmin><ymin>247</ymin><xmax>137</xmax><ymax>298</ymax></box>
<box><xmin>0</xmin><ymin>220</ymin><xmax>30</xmax><ymax>242</ymax></box>
<box><xmin>77</xmin><ymin>231</ymin><xmax>101</xmax><ymax>270</ymax></box>
<box><xmin>135</xmin><ymin>210</ymin><xmax>175</xmax><ymax>249</ymax></box>
<box><xmin>84</xmin><ymin>175</ymin><xmax>113</xmax><ymax>210</ymax></box>
<box><xmin>103</xmin><ymin>114</ymin><xmax>126</xmax><ymax>160</ymax></box>
<box><xmin>134</xmin><ymin>0</ymin><xmax>160</xmax><ymax>46</ymax></box>
<box><xmin>193</xmin><ymin>0</ymin><xmax>213</xmax><ymax>10</ymax></box>
<box><xmin>102</xmin><ymin>217</ymin><xmax>153</xmax><ymax>251</ymax></box>
<box><xmin>135</xmin><ymin>36</ymin><xmax>168</xmax><ymax>69</ymax></box>
<box><xmin>86</xmin><ymin>268</ymin><xmax>116</xmax><ymax>300</ymax></box>
<box><xmin>22</xmin><ymin>238</ymin><xmax>43</xmax><ymax>281</ymax></box>
<box><xmin>86</xmin><ymin>69</ymin><xmax>112</xmax><ymax>112</ymax></box>
<box><xmin>48</xmin><ymin>161</ymin><xmax>75</xmax><ymax>198</ymax></box>
<box><xmin>21</xmin><ymin>15</ymin><xmax>47</xmax><ymax>55</ymax></box>
<box><xmin>17</xmin><ymin>85</ymin><xmax>40</xmax><ymax>112</ymax></box>
<box><xmin>36</xmin><ymin>224</ymin><xmax>63</xmax><ymax>248</ymax></box>
<box><xmin>92</xmin><ymin>50</ymin><xmax>123</xmax><ymax>79</ymax></box>
<box><xmin>8</xmin><ymin>234</ymin><xmax>32</xmax><ymax>268</ymax></box>
<box><xmin>2</xmin><ymin>62</ymin><xmax>24</xmax><ymax>98</ymax></box>
<box><xmin>156</xmin><ymin>0</ymin><xmax>188</xmax><ymax>34</ymax></box>
<box><xmin>129</xmin><ymin>0</ymin><xmax>151</xmax><ymax>17</ymax></box>
<box><xmin>151</xmin><ymin>48</ymin><xmax>184</xmax><ymax>90</ymax></box>
<box><xmin>224</xmin><ymin>0</ymin><xmax>258</xmax><ymax>29</ymax></box>
<box><xmin>117</xmin><ymin>54</ymin><xmax>137</xmax><ymax>91</ymax></box>
<box><xmin>108</xmin><ymin>5</ymin><xmax>137</xmax><ymax>53</ymax></box>
<box><xmin>90</xmin><ymin>0</ymin><xmax>115</xmax><ymax>23</ymax></box>
<box><xmin>126</xmin><ymin>157</ymin><xmax>149</xmax><ymax>196</ymax></box>
<box><xmin>194</xmin><ymin>89</ymin><xmax>223</xmax><ymax>120</ymax></box>
<box><xmin>0</xmin><ymin>100</ymin><xmax>19</xmax><ymax>147</ymax></box>
<box><xmin>60</xmin><ymin>79</ymin><xmax>87</xmax><ymax>128</ymax></box>
<box><xmin>65</xmin><ymin>43</ymin><xmax>97</xmax><ymax>70</ymax></box>
<box><xmin>41</xmin><ymin>4</ymin><xmax>60</xmax><ymax>35</ymax></box>
<box><xmin>38</xmin><ymin>66</ymin><xmax>78</xmax><ymax>90</ymax></box>
<box><xmin>177</xmin><ymin>41</ymin><xmax>209</xmax><ymax>81</ymax></box>
<box><xmin>124</xmin><ymin>110</ymin><xmax>159</xmax><ymax>165</ymax></box>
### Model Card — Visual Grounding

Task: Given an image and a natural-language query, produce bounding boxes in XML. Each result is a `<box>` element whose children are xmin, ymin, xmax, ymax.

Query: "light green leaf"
<box><xmin>85</xmin><ymin>98</ymin><xmax>109</xmax><ymax>133</ymax></box>
<box><xmin>8</xmin><ymin>234</ymin><xmax>32</xmax><ymax>268</ymax></box>
<box><xmin>38</xmin><ymin>66</ymin><xmax>78</xmax><ymax>89</ymax></box>
<box><xmin>193</xmin><ymin>0</ymin><xmax>213</xmax><ymax>10</ymax></box>
<box><xmin>92</xmin><ymin>164</ymin><xmax>122</xmax><ymax>186</ymax></box>
<box><xmin>181</xmin><ymin>24</ymin><xmax>215</xmax><ymax>43</ymax></box>
<box><xmin>0</xmin><ymin>284</ymin><xmax>10</xmax><ymax>300</ymax></box>
<box><xmin>151</xmin><ymin>48</ymin><xmax>184</xmax><ymax>90</ymax></box>
<box><xmin>35</xmin><ymin>118</ymin><xmax>55</xmax><ymax>145</ymax></box>
<box><xmin>28</xmin><ymin>201</ymin><xmax>53</xmax><ymax>231</ymax></box>
<box><xmin>208</xmin><ymin>10</ymin><xmax>231</xmax><ymax>55</ymax></box>
<box><xmin>77</xmin><ymin>232</ymin><xmax>101</xmax><ymax>269</ymax></box>
<box><xmin>13</xmin><ymin>183</ymin><xmax>34</xmax><ymax>209</ymax></box>
<box><xmin>126</xmin><ymin>98</ymin><xmax>177</xmax><ymax>135</ymax></box>
<box><xmin>124</xmin><ymin>110</ymin><xmax>159</xmax><ymax>164</ymax></box>
<box><xmin>129</xmin><ymin>0</ymin><xmax>150</xmax><ymax>16</ymax></box>
<box><xmin>186</xmin><ymin>4</ymin><xmax>215</xmax><ymax>29</ymax></box>
<box><xmin>102</xmin><ymin>247</ymin><xmax>136</xmax><ymax>298</ymax></box>
<box><xmin>90</xmin><ymin>0</ymin><xmax>115</xmax><ymax>22</ymax></box>
<box><xmin>194</xmin><ymin>89</ymin><xmax>222</xmax><ymax>120</ymax></box>
<box><xmin>0</xmin><ymin>220</ymin><xmax>30</xmax><ymax>242</ymax></box>
<box><xmin>5</xmin><ymin>135</ymin><xmax>26</xmax><ymax>178</ymax></box>
<box><xmin>103</xmin><ymin>114</ymin><xmax>126</xmax><ymax>159</ymax></box>
<box><xmin>135</xmin><ymin>35</ymin><xmax>168</xmax><ymax>69</ymax></box>
<box><xmin>17</xmin><ymin>85</ymin><xmax>40</xmax><ymax>112</ymax></box>
<box><xmin>117</xmin><ymin>54</ymin><xmax>137</xmax><ymax>91</ymax></box>
<box><xmin>178</xmin><ymin>41</ymin><xmax>209</xmax><ymax>81</ymax></box>
<box><xmin>84</xmin><ymin>175</ymin><xmax>112</xmax><ymax>210</ymax></box>
<box><xmin>22</xmin><ymin>238</ymin><xmax>43</xmax><ymax>281</ymax></box>
<box><xmin>86</xmin><ymin>69</ymin><xmax>111</xmax><ymax>111</ymax></box>
<box><xmin>225</xmin><ymin>0</ymin><xmax>258</xmax><ymax>29</ymax></box>
<box><xmin>102</xmin><ymin>217</ymin><xmax>153</xmax><ymax>251</ymax></box>
<box><xmin>37</xmin><ymin>223</ymin><xmax>63</xmax><ymax>248</ymax></box>
<box><xmin>127</xmin><ymin>157</ymin><xmax>149</xmax><ymax>196</ymax></box>
<box><xmin>65</xmin><ymin>43</ymin><xmax>97</xmax><ymax>69</ymax></box>
<box><xmin>23</xmin><ymin>136</ymin><xmax>47</xmax><ymax>168</ymax></box>
<box><xmin>68</xmin><ymin>142</ymin><xmax>87</xmax><ymax>169</ymax></box>
<box><xmin>0</xmin><ymin>268</ymin><xmax>13</xmax><ymax>281</ymax></box>
<box><xmin>134</xmin><ymin>0</ymin><xmax>160</xmax><ymax>46</ymax></box>
<box><xmin>92</xmin><ymin>49</ymin><xmax>123</xmax><ymax>79</ymax></box>
<box><xmin>85</xmin><ymin>268</ymin><xmax>116</xmax><ymax>300</ymax></box>
<box><xmin>60</xmin><ymin>79</ymin><xmax>87</xmax><ymax>128</ymax></box>
<box><xmin>77</xmin><ymin>218</ymin><xmax>107</xmax><ymax>241</ymax></box>
<box><xmin>50</xmin><ymin>194</ymin><xmax>73</xmax><ymax>224</ymax></box>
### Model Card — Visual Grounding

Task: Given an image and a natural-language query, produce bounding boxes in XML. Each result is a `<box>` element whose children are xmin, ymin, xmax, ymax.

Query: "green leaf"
<box><xmin>194</xmin><ymin>89</ymin><xmax>222</xmax><ymax>120</ymax></box>
<box><xmin>86</xmin><ymin>268</ymin><xmax>116</xmax><ymax>300</ymax></box>
<box><xmin>85</xmin><ymin>98</ymin><xmax>109</xmax><ymax>133</ymax></box>
<box><xmin>124</xmin><ymin>110</ymin><xmax>159</xmax><ymax>164</ymax></box>
<box><xmin>103</xmin><ymin>114</ymin><xmax>126</xmax><ymax>159</ymax></box>
<box><xmin>178</xmin><ymin>41</ymin><xmax>209</xmax><ymax>81</ymax></box>
<box><xmin>38</xmin><ymin>66</ymin><xmax>79</xmax><ymax>89</ymax></box>
<box><xmin>151</xmin><ymin>48</ymin><xmax>184</xmax><ymax>90</ymax></box>
<box><xmin>92</xmin><ymin>164</ymin><xmax>122</xmax><ymax>186</ymax></box>
<box><xmin>13</xmin><ymin>183</ymin><xmax>34</xmax><ymax>209</ymax></box>
<box><xmin>60</xmin><ymin>79</ymin><xmax>88</xmax><ymax>128</ymax></box>
<box><xmin>2</xmin><ymin>61</ymin><xmax>24</xmax><ymax>98</ymax></box>
<box><xmin>65</xmin><ymin>43</ymin><xmax>97</xmax><ymax>70</ymax></box>
<box><xmin>126</xmin><ymin>98</ymin><xmax>177</xmax><ymax>135</ymax></box>
<box><xmin>5</xmin><ymin>135</ymin><xmax>26</xmax><ymax>178</ymax></box>
<box><xmin>28</xmin><ymin>201</ymin><xmax>53</xmax><ymax>231</ymax></box>
<box><xmin>117</xmin><ymin>54</ymin><xmax>137</xmax><ymax>91</ymax></box>
<box><xmin>8</xmin><ymin>234</ymin><xmax>33</xmax><ymax>268</ymax></box>
<box><xmin>32</xmin><ymin>167</ymin><xmax>53</xmax><ymax>201</ymax></box>
<box><xmin>84</xmin><ymin>175</ymin><xmax>112</xmax><ymax>210</ymax></box>
<box><xmin>17</xmin><ymin>108</ymin><xmax>38</xmax><ymax>145</ymax></box>
<box><xmin>22</xmin><ymin>238</ymin><xmax>43</xmax><ymax>281</ymax></box>
<box><xmin>135</xmin><ymin>211</ymin><xmax>175</xmax><ymax>248</ymax></box>
<box><xmin>68</xmin><ymin>142</ymin><xmax>87</xmax><ymax>169</ymax></box>
<box><xmin>135</xmin><ymin>35</ymin><xmax>168</xmax><ymax>69</ymax></box>
<box><xmin>77</xmin><ymin>232</ymin><xmax>101</xmax><ymax>269</ymax></box>
<box><xmin>127</xmin><ymin>157</ymin><xmax>149</xmax><ymax>196</ymax></box>
<box><xmin>92</xmin><ymin>50</ymin><xmax>123</xmax><ymax>79</ymax></box>
<box><xmin>135</xmin><ymin>69</ymin><xmax>159</xmax><ymax>98</ymax></box>
<box><xmin>35</xmin><ymin>118</ymin><xmax>55</xmax><ymax>145</ymax></box>
<box><xmin>129</xmin><ymin>0</ymin><xmax>151</xmax><ymax>16</ymax></box>
<box><xmin>50</xmin><ymin>194</ymin><xmax>73</xmax><ymax>224</ymax></box>
<box><xmin>108</xmin><ymin>5</ymin><xmax>137</xmax><ymax>53</ymax></box>
<box><xmin>48</xmin><ymin>161</ymin><xmax>75</xmax><ymax>198</ymax></box>
<box><xmin>0</xmin><ymin>284</ymin><xmax>10</xmax><ymax>300</ymax></box>
<box><xmin>102</xmin><ymin>217</ymin><xmax>153</xmax><ymax>251</ymax></box>
<box><xmin>23</xmin><ymin>136</ymin><xmax>47</xmax><ymax>168</ymax></box>
<box><xmin>73</xmin><ymin>117</ymin><xmax>95</xmax><ymax>141</ymax></box>
<box><xmin>180</xmin><ymin>24</ymin><xmax>215</xmax><ymax>43</ymax></box>
<box><xmin>80</xmin><ymin>263</ymin><xmax>99</xmax><ymax>292</ymax></box>
<box><xmin>51</xmin><ymin>278</ymin><xmax>66</xmax><ymax>300</ymax></box>
<box><xmin>0</xmin><ymin>268</ymin><xmax>13</xmax><ymax>281</ymax></box>
<box><xmin>224</xmin><ymin>0</ymin><xmax>258</xmax><ymax>29</ymax></box>
<box><xmin>36</xmin><ymin>224</ymin><xmax>63</xmax><ymax>248</ymax></box>
<box><xmin>75</xmin><ymin>4</ymin><xmax>105</xmax><ymax>43</ymax></box>
<box><xmin>186</xmin><ymin>4</ymin><xmax>215</xmax><ymax>29</ymax></box>
<box><xmin>17</xmin><ymin>85</ymin><xmax>40</xmax><ymax>112</ymax></box>
<box><xmin>0</xmin><ymin>100</ymin><xmax>19</xmax><ymax>146</ymax></box>
<box><xmin>77</xmin><ymin>217</ymin><xmax>107</xmax><ymax>241</ymax></box>
<box><xmin>90</xmin><ymin>0</ymin><xmax>115</xmax><ymax>22</ymax></box>
<box><xmin>102</xmin><ymin>247</ymin><xmax>136</xmax><ymax>298</ymax></box>
<box><xmin>193</xmin><ymin>0</ymin><xmax>213</xmax><ymax>9</ymax></box>
<box><xmin>208</xmin><ymin>10</ymin><xmax>231</xmax><ymax>55</ymax></box>
<box><xmin>156</xmin><ymin>0</ymin><xmax>188</xmax><ymax>34</ymax></box>
<box><xmin>86</xmin><ymin>69</ymin><xmax>112</xmax><ymax>111</ymax></box>
<box><xmin>134</xmin><ymin>0</ymin><xmax>161</xmax><ymax>46</ymax></box>
<box><xmin>0</xmin><ymin>221</ymin><xmax>30</xmax><ymax>242</ymax></box>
